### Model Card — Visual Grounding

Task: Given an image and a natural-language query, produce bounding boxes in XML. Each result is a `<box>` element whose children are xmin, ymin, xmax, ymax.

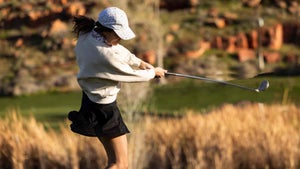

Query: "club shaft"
<box><xmin>165</xmin><ymin>72</ymin><xmax>258</xmax><ymax>92</ymax></box>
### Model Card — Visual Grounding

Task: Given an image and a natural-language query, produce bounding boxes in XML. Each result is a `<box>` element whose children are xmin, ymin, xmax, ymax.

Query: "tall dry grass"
<box><xmin>0</xmin><ymin>112</ymin><xmax>107</xmax><ymax>169</ymax></box>
<box><xmin>0</xmin><ymin>103</ymin><xmax>300</xmax><ymax>169</ymax></box>
<box><xmin>145</xmin><ymin>103</ymin><xmax>300</xmax><ymax>169</ymax></box>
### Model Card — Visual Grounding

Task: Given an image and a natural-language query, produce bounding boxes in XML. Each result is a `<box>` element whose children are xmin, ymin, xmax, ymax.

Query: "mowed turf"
<box><xmin>0</xmin><ymin>91</ymin><xmax>82</xmax><ymax>129</ymax></box>
<box><xmin>0</xmin><ymin>76</ymin><xmax>298</xmax><ymax>127</ymax></box>
<box><xmin>149</xmin><ymin>76</ymin><xmax>300</xmax><ymax>113</ymax></box>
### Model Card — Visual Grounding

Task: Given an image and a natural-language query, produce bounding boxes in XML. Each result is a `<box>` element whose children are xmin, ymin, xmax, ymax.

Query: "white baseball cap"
<box><xmin>98</xmin><ymin>7</ymin><xmax>136</xmax><ymax>40</ymax></box>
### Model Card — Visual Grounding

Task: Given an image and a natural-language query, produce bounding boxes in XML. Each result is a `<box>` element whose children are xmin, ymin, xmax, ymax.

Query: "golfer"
<box><xmin>68</xmin><ymin>7</ymin><xmax>166</xmax><ymax>169</ymax></box>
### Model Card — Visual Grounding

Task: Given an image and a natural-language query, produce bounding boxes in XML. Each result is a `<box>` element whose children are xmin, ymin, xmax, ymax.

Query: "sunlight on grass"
<box><xmin>0</xmin><ymin>76</ymin><xmax>299</xmax><ymax>126</ymax></box>
<box><xmin>0</xmin><ymin>103</ymin><xmax>299</xmax><ymax>169</ymax></box>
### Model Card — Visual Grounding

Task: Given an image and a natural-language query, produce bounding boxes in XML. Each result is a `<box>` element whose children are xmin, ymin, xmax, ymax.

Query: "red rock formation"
<box><xmin>264</xmin><ymin>52</ymin><xmax>281</xmax><ymax>63</ymax></box>
<box><xmin>207</xmin><ymin>8</ymin><xmax>219</xmax><ymax>18</ymax></box>
<box><xmin>242</xmin><ymin>0</ymin><xmax>261</xmax><ymax>7</ymax></box>
<box><xmin>269</xmin><ymin>24</ymin><xmax>283</xmax><ymax>50</ymax></box>
<box><xmin>185</xmin><ymin>41</ymin><xmax>211</xmax><ymax>59</ymax></box>
<box><xmin>236</xmin><ymin>32</ymin><xmax>249</xmax><ymax>49</ymax></box>
<box><xmin>49</xmin><ymin>19</ymin><xmax>68</xmax><ymax>36</ymax></box>
<box><xmin>214</xmin><ymin>18</ymin><xmax>226</xmax><ymax>28</ymax></box>
<box><xmin>140</xmin><ymin>50</ymin><xmax>156</xmax><ymax>64</ymax></box>
<box><xmin>15</xmin><ymin>38</ymin><xmax>24</xmax><ymax>48</ymax></box>
<box><xmin>204</xmin><ymin>18</ymin><xmax>226</xmax><ymax>28</ymax></box>
<box><xmin>67</xmin><ymin>2</ymin><xmax>86</xmax><ymax>16</ymax></box>
<box><xmin>212</xmin><ymin>36</ymin><xmax>223</xmax><ymax>49</ymax></box>
<box><xmin>248</xmin><ymin>30</ymin><xmax>258</xmax><ymax>49</ymax></box>
<box><xmin>237</xmin><ymin>49</ymin><xmax>256</xmax><ymax>62</ymax></box>
<box><xmin>224</xmin><ymin>36</ymin><xmax>236</xmax><ymax>53</ymax></box>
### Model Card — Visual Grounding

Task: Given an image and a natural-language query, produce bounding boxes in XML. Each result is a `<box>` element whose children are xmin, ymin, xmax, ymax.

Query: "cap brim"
<box><xmin>114</xmin><ymin>26</ymin><xmax>136</xmax><ymax>40</ymax></box>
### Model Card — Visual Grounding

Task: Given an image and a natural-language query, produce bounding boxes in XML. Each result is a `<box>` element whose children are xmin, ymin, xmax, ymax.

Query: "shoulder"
<box><xmin>113</xmin><ymin>44</ymin><xmax>131</xmax><ymax>54</ymax></box>
<box><xmin>78</xmin><ymin>31</ymin><xmax>106</xmax><ymax>45</ymax></box>
<box><xmin>77</xmin><ymin>32</ymin><xmax>89</xmax><ymax>41</ymax></box>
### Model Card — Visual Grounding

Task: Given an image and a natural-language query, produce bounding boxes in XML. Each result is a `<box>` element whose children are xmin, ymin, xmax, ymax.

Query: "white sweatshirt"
<box><xmin>75</xmin><ymin>30</ymin><xmax>155</xmax><ymax>104</ymax></box>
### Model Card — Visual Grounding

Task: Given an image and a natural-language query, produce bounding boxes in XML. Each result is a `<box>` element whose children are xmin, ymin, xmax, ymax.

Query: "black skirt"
<box><xmin>68</xmin><ymin>91</ymin><xmax>130</xmax><ymax>138</ymax></box>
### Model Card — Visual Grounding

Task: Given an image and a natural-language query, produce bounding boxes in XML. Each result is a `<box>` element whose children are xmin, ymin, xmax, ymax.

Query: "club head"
<box><xmin>256</xmin><ymin>80</ymin><xmax>269</xmax><ymax>92</ymax></box>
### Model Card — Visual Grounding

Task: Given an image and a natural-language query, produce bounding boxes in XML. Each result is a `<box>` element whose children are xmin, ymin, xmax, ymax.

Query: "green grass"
<box><xmin>149</xmin><ymin>76</ymin><xmax>300</xmax><ymax>114</ymax></box>
<box><xmin>0</xmin><ymin>91</ymin><xmax>82</xmax><ymax>129</ymax></box>
<box><xmin>0</xmin><ymin>76</ymin><xmax>299</xmax><ymax>128</ymax></box>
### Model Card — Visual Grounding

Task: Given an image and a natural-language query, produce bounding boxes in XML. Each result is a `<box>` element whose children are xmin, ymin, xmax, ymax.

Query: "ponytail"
<box><xmin>72</xmin><ymin>16</ymin><xmax>95</xmax><ymax>38</ymax></box>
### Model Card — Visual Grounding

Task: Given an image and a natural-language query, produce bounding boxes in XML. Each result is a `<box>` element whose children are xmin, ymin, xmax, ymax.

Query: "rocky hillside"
<box><xmin>0</xmin><ymin>0</ymin><xmax>299</xmax><ymax>96</ymax></box>
<box><xmin>0</xmin><ymin>0</ymin><xmax>102</xmax><ymax>95</ymax></box>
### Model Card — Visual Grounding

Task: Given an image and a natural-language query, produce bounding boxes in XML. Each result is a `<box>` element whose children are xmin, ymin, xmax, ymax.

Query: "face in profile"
<box><xmin>104</xmin><ymin>31</ymin><xmax>121</xmax><ymax>46</ymax></box>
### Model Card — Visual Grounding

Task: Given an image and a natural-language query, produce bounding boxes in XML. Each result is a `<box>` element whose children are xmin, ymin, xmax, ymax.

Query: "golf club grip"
<box><xmin>155</xmin><ymin>72</ymin><xmax>179</xmax><ymax>78</ymax></box>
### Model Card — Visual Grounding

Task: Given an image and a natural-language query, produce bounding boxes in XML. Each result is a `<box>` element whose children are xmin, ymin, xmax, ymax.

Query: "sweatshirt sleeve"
<box><xmin>93</xmin><ymin>45</ymin><xmax>156</xmax><ymax>82</ymax></box>
<box><xmin>127</xmin><ymin>52</ymin><xmax>142</xmax><ymax>67</ymax></box>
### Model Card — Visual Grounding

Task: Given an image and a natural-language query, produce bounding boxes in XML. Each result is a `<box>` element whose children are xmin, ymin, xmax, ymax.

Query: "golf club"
<box><xmin>165</xmin><ymin>72</ymin><xmax>269</xmax><ymax>92</ymax></box>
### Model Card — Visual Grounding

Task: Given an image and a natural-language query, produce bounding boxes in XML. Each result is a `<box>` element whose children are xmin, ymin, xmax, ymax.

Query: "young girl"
<box><xmin>68</xmin><ymin>7</ymin><xmax>166</xmax><ymax>169</ymax></box>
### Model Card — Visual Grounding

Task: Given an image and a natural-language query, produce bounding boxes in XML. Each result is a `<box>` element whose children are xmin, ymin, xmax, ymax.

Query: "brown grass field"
<box><xmin>0</xmin><ymin>103</ymin><xmax>300</xmax><ymax>169</ymax></box>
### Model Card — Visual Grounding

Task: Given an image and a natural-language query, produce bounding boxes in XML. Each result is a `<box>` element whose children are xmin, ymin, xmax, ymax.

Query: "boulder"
<box><xmin>140</xmin><ymin>50</ymin><xmax>156</xmax><ymax>65</ymax></box>
<box><xmin>237</xmin><ymin>49</ymin><xmax>256</xmax><ymax>62</ymax></box>
<box><xmin>49</xmin><ymin>19</ymin><xmax>68</xmax><ymax>36</ymax></box>
<box><xmin>13</xmin><ymin>83</ymin><xmax>42</xmax><ymax>96</ymax></box>
<box><xmin>170</xmin><ymin>23</ymin><xmax>180</xmax><ymax>32</ymax></box>
<box><xmin>13</xmin><ymin>69</ymin><xmax>42</xmax><ymax>96</ymax></box>
<box><xmin>276</xmin><ymin>0</ymin><xmax>287</xmax><ymax>9</ymax></box>
<box><xmin>15</xmin><ymin>38</ymin><xmax>24</xmax><ymax>47</ymax></box>
<box><xmin>207</xmin><ymin>8</ymin><xmax>219</xmax><ymax>18</ymax></box>
<box><xmin>53</xmin><ymin>74</ymin><xmax>79</xmax><ymax>90</ymax></box>
<box><xmin>288</xmin><ymin>1</ymin><xmax>299</xmax><ymax>14</ymax></box>
<box><xmin>242</xmin><ymin>0</ymin><xmax>261</xmax><ymax>7</ymax></box>
<box><xmin>20</xmin><ymin>3</ymin><xmax>33</xmax><ymax>11</ymax></box>
<box><xmin>67</xmin><ymin>2</ymin><xmax>86</xmax><ymax>16</ymax></box>
<box><xmin>284</xmin><ymin>53</ymin><xmax>299</xmax><ymax>63</ymax></box>
<box><xmin>263</xmin><ymin>52</ymin><xmax>281</xmax><ymax>63</ymax></box>
<box><xmin>48</xmin><ymin>3</ymin><xmax>63</xmax><ymax>13</ymax></box>
<box><xmin>60</xmin><ymin>0</ymin><xmax>68</xmax><ymax>5</ymax></box>
<box><xmin>214</xmin><ymin>18</ymin><xmax>226</xmax><ymax>28</ymax></box>
<box><xmin>165</xmin><ymin>34</ymin><xmax>175</xmax><ymax>43</ymax></box>
<box><xmin>222</xmin><ymin>12</ymin><xmax>239</xmax><ymax>24</ymax></box>
<box><xmin>185</xmin><ymin>41</ymin><xmax>211</xmax><ymax>59</ymax></box>
<box><xmin>204</xmin><ymin>18</ymin><xmax>226</xmax><ymax>28</ymax></box>
<box><xmin>28</xmin><ymin>10</ymin><xmax>43</xmax><ymax>22</ymax></box>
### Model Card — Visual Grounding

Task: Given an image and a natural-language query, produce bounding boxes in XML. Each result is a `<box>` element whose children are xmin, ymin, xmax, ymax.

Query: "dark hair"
<box><xmin>94</xmin><ymin>21</ymin><xmax>114</xmax><ymax>33</ymax></box>
<box><xmin>72</xmin><ymin>16</ymin><xmax>95</xmax><ymax>37</ymax></box>
<box><xmin>72</xmin><ymin>15</ymin><xmax>114</xmax><ymax>38</ymax></box>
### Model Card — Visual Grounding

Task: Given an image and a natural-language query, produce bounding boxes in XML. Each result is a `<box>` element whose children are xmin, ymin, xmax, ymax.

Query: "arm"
<box><xmin>93</xmin><ymin>45</ymin><xmax>166</xmax><ymax>82</ymax></box>
<box><xmin>103</xmin><ymin>56</ymin><xmax>166</xmax><ymax>81</ymax></box>
<box><xmin>116</xmin><ymin>47</ymin><xmax>166</xmax><ymax>79</ymax></box>
<box><xmin>139</xmin><ymin>61</ymin><xmax>154</xmax><ymax>70</ymax></box>
<box><xmin>139</xmin><ymin>61</ymin><xmax>166</xmax><ymax>78</ymax></box>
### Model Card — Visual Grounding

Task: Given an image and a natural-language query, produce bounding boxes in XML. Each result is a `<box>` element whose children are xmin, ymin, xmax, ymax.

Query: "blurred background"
<box><xmin>0</xmin><ymin>0</ymin><xmax>299</xmax><ymax>119</ymax></box>
<box><xmin>0</xmin><ymin>0</ymin><xmax>299</xmax><ymax>169</ymax></box>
